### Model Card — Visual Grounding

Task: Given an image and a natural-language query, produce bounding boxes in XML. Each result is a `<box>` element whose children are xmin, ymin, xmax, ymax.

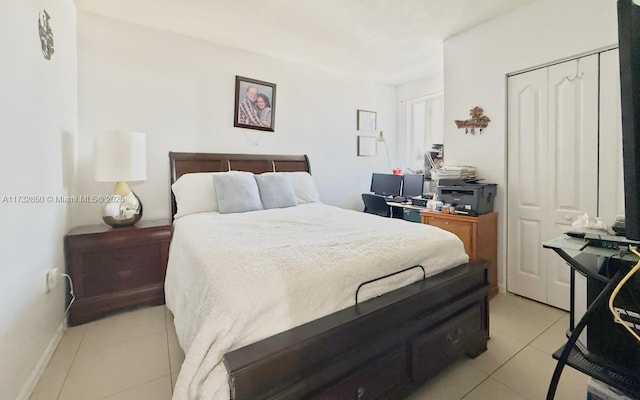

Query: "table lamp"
<box><xmin>94</xmin><ymin>131</ymin><xmax>147</xmax><ymax>227</ymax></box>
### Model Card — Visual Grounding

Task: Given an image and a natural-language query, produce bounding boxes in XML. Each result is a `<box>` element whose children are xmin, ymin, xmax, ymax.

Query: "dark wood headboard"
<box><xmin>168</xmin><ymin>152</ymin><xmax>311</xmax><ymax>217</ymax></box>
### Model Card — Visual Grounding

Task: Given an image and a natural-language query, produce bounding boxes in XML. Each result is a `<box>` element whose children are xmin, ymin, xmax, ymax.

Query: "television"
<box><xmin>617</xmin><ymin>0</ymin><xmax>640</xmax><ymax>241</ymax></box>
<box><xmin>370</xmin><ymin>173</ymin><xmax>402</xmax><ymax>196</ymax></box>
<box><xmin>402</xmin><ymin>174</ymin><xmax>425</xmax><ymax>198</ymax></box>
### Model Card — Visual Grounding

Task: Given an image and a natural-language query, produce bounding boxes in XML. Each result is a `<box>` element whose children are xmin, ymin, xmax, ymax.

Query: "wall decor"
<box><xmin>234</xmin><ymin>76</ymin><xmax>276</xmax><ymax>132</ymax></box>
<box><xmin>38</xmin><ymin>10</ymin><xmax>54</xmax><ymax>60</ymax></box>
<box><xmin>357</xmin><ymin>109</ymin><xmax>377</xmax><ymax>132</ymax></box>
<box><xmin>454</xmin><ymin>106</ymin><xmax>491</xmax><ymax>134</ymax></box>
<box><xmin>357</xmin><ymin>135</ymin><xmax>377</xmax><ymax>157</ymax></box>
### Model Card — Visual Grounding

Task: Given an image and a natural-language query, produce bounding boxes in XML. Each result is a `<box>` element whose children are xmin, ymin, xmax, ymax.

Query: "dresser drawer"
<box><xmin>312</xmin><ymin>347</ymin><xmax>408</xmax><ymax>400</ymax></box>
<box><xmin>425</xmin><ymin>217</ymin><xmax>473</xmax><ymax>256</ymax></box>
<box><xmin>80</xmin><ymin>242</ymin><xmax>164</xmax><ymax>296</ymax></box>
<box><xmin>410</xmin><ymin>304</ymin><xmax>482</xmax><ymax>383</ymax></box>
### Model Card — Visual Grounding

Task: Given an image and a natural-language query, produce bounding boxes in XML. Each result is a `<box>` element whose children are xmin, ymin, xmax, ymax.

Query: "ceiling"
<box><xmin>75</xmin><ymin>0</ymin><xmax>540</xmax><ymax>85</ymax></box>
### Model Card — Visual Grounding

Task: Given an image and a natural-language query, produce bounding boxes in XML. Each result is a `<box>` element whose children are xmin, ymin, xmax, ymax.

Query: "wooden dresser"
<box><xmin>420</xmin><ymin>211</ymin><xmax>498</xmax><ymax>299</ymax></box>
<box><xmin>64</xmin><ymin>218</ymin><xmax>172</xmax><ymax>325</ymax></box>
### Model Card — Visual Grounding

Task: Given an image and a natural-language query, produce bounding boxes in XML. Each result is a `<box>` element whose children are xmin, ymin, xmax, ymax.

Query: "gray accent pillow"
<box><xmin>212</xmin><ymin>172</ymin><xmax>264</xmax><ymax>214</ymax></box>
<box><xmin>254</xmin><ymin>173</ymin><xmax>298</xmax><ymax>209</ymax></box>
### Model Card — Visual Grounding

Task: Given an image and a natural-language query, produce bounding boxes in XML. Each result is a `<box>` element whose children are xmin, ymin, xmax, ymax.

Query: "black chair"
<box><xmin>362</xmin><ymin>193</ymin><xmax>391</xmax><ymax>217</ymax></box>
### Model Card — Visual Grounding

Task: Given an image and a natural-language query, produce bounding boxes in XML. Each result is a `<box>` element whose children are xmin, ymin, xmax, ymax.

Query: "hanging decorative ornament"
<box><xmin>454</xmin><ymin>106</ymin><xmax>490</xmax><ymax>134</ymax></box>
<box><xmin>38</xmin><ymin>10</ymin><xmax>54</xmax><ymax>60</ymax></box>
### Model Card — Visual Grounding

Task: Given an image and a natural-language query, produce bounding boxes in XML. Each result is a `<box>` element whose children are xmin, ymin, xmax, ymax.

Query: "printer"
<box><xmin>437</xmin><ymin>180</ymin><xmax>496</xmax><ymax>215</ymax></box>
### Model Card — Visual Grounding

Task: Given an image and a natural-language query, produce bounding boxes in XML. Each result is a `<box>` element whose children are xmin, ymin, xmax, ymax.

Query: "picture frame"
<box><xmin>357</xmin><ymin>135</ymin><xmax>377</xmax><ymax>157</ymax></box>
<box><xmin>234</xmin><ymin>76</ymin><xmax>276</xmax><ymax>132</ymax></box>
<box><xmin>357</xmin><ymin>109</ymin><xmax>377</xmax><ymax>132</ymax></box>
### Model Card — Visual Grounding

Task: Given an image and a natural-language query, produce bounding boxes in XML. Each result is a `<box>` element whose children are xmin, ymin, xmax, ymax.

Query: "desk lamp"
<box><xmin>377</xmin><ymin>131</ymin><xmax>392</xmax><ymax>172</ymax></box>
<box><xmin>94</xmin><ymin>131</ymin><xmax>147</xmax><ymax>227</ymax></box>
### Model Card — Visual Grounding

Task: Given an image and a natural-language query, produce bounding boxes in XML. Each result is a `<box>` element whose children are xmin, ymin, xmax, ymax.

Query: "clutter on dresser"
<box><xmin>431</xmin><ymin>165</ymin><xmax>477</xmax><ymax>181</ymax></box>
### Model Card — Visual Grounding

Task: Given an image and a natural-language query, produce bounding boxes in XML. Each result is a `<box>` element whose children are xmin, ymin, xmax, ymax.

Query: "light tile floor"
<box><xmin>30</xmin><ymin>293</ymin><xmax>589</xmax><ymax>400</ymax></box>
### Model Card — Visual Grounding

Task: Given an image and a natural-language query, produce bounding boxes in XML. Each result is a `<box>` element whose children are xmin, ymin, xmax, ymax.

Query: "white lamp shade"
<box><xmin>94</xmin><ymin>131</ymin><xmax>147</xmax><ymax>182</ymax></box>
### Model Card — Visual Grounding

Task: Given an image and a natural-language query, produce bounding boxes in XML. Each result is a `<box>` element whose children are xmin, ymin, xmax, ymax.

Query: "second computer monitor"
<box><xmin>402</xmin><ymin>174</ymin><xmax>424</xmax><ymax>197</ymax></box>
<box><xmin>370</xmin><ymin>173</ymin><xmax>402</xmax><ymax>196</ymax></box>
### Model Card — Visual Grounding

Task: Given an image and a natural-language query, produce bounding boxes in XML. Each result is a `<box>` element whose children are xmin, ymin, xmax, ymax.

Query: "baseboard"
<box><xmin>16</xmin><ymin>320</ymin><xmax>66</xmax><ymax>400</ymax></box>
<box><xmin>498</xmin><ymin>283</ymin><xmax>506</xmax><ymax>294</ymax></box>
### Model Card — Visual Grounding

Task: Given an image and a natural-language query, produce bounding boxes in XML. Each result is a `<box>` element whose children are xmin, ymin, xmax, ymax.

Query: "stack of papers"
<box><xmin>431</xmin><ymin>165</ymin><xmax>477</xmax><ymax>180</ymax></box>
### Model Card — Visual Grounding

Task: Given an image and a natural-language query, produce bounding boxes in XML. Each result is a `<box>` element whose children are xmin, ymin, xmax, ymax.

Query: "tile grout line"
<box><xmin>87</xmin><ymin>307</ymin><xmax>173</xmax><ymax>399</ymax></box>
<box><xmin>459</xmin><ymin>298</ymin><xmax>568</xmax><ymax>400</ymax></box>
<box><xmin>459</xmin><ymin>343</ymin><xmax>529</xmax><ymax>400</ymax></box>
<box><xmin>165</xmin><ymin>307</ymin><xmax>176</xmax><ymax>393</ymax></box>
<box><xmin>475</xmin><ymin>311</ymin><xmax>568</xmax><ymax>400</ymax></box>
<box><xmin>54</xmin><ymin>326</ymin><xmax>86</xmax><ymax>400</ymax></box>
<box><xmin>56</xmin><ymin>308</ymin><xmax>171</xmax><ymax>400</ymax></box>
<box><xmin>95</xmin><ymin>375</ymin><xmax>173</xmax><ymax>400</ymax></box>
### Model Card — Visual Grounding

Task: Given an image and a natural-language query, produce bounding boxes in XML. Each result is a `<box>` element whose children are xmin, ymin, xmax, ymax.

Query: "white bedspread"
<box><xmin>165</xmin><ymin>203</ymin><xmax>468</xmax><ymax>400</ymax></box>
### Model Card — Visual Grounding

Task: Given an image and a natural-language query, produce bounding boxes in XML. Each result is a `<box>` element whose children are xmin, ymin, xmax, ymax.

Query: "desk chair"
<box><xmin>362</xmin><ymin>193</ymin><xmax>391</xmax><ymax>217</ymax></box>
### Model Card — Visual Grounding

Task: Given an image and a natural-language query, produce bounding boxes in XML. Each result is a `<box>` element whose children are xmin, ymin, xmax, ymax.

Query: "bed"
<box><xmin>166</xmin><ymin>152</ymin><xmax>489</xmax><ymax>400</ymax></box>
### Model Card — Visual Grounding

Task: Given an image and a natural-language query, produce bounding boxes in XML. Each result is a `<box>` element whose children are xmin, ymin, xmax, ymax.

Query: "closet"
<box><xmin>507</xmin><ymin>49</ymin><xmax>623</xmax><ymax>310</ymax></box>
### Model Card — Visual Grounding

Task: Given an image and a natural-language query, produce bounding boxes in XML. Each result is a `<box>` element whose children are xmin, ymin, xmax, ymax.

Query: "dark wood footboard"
<box><xmin>224</xmin><ymin>260</ymin><xmax>490</xmax><ymax>400</ymax></box>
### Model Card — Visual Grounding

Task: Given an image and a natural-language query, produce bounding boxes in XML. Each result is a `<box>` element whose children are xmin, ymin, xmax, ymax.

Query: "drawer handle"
<box><xmin>357</xmin><ymin>386</ymin><xmax>365</xmax><ymax>399</ymax></box>
<box><xmin>446</xmin><ymin>328</ymin><xmax>463</xmax><ymax>345</ymax></box>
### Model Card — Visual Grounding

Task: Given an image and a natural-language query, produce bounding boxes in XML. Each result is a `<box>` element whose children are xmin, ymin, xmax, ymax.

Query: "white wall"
<box><xmin>73</xmin><ymin>13</ymin><xmax>396</xmax><ymax>226</ymax></box>
<box><xmin>443</xmin><ymin>0</ymin><xmax>618</xmax><ymax>291</ymax></box>
<box><xmin>395</xmin><ymin>73</ymin><xmax>444</xmax><ymax>170</ymax></box>
<box><xmin>0</xmin><ymin>1</ymin><xmax>77</xmax><ymax>399</ymax></box>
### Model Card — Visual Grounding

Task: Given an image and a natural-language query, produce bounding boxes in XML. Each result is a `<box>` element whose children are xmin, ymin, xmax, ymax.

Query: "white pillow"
<box><xmin>283</xmin><ymin>171</ymin><xmax>321</xmax><ymax>203</ymax></box>
<box><xmin>171</xmin><ymin>172</ymin><xmax>222</xmax><ymax>218</ymax></box>
<box><xmin>212</xmin><ymin>171</ymin><xmax>264</xmax><ymax>214</ymax></box>
<box><xmin>171</xmin><ymin>170</ymin><xmax>319</xmax><ymax>218</ymax></box>
<box><xmin>255</xmin><ymin>173</ymin><xmax>297</xmax><ymax>209</ymax></box>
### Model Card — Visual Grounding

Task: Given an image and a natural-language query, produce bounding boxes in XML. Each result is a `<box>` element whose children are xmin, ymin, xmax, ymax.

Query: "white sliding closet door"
<box><xmin>507</xmin><ymin>55</ymin><xmax>599</xmax><ymax>309</ymax></box>
<box><xmin>599</xmin><ymin>49</ymin><xmax>625</xmax><ymax>222</ymax></box>
<box><xmin>546</xmin><ymin>55</ymin><xmax>599</xmax><ymax>309</ymax></box>
<box><xmin>507</xmin><ymin>68</ymin><xmax>548</xmax><ymax>303</ymax></box>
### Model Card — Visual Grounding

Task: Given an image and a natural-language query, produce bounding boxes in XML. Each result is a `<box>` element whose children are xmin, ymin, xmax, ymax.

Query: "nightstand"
<box><xmin>64</xmin><ymin>218</ymin><xmax>172</xmax><ymax>326</ymax></box>
<box><xmin>421</xmin><ymin>211</ymin><xmax>498</xmax><ymax>299</ymax></box>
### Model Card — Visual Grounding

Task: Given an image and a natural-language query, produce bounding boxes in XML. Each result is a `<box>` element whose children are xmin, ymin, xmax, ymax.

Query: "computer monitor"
<box><xmin>402</xmin><ymin>174</ymin><xmax>424</xmax><ymax>197</ymax></box>
<box><xmin>370</xmin><ymin>173</ymin><xmax>402</xmax><ymax>196</ymax></box>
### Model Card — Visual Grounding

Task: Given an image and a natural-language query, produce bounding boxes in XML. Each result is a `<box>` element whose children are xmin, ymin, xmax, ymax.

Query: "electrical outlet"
<box><xmin>46</xmin><ymin>267</ymin><xmax>60</xmax><ymax>292</ymax></box>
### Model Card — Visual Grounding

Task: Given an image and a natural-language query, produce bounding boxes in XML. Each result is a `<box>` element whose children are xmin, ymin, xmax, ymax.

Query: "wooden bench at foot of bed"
<box><xmin>224</xmin><ymin>260</ymin><xmax>490</xmax><ymax>400</ymax></box>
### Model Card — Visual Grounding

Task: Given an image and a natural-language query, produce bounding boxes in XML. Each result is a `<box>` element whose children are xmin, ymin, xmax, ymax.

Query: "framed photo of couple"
<box><xmin>234</xmin><ymin>76</ymin><xmax>276</xmax><ymax>132</ymax></box>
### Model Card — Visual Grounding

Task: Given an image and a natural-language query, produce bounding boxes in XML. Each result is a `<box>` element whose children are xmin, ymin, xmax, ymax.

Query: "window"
<box><xmin>406</xmin><ymin>92</ymin><xmax>444</xmax><ymax>170</ymax></box>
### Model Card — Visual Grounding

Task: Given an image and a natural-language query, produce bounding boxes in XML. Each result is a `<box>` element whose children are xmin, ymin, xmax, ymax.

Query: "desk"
<box><xmin>543</xmin><ymin>236</ymin><xmax>640</xmax><ymax>399</ymax></box>
<box><xmin>386</xmin><ymin>201</ymin><xmax>426</xmax><ymax>210</ymax></box>
<box><xmin>386</xmin><ymin>201</ymin><xmax>426</xmax><ymax>221</ymax></box>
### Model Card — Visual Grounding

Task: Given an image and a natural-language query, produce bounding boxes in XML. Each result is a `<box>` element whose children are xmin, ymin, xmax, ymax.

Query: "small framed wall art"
<box><xmin>357</xmin><ymin>109</ymin><xmax>377</xmax><ymax>132</ymax></box>
<box><xmin>234</xmin><ymin>76</ymin><xmax>276</xmax><ymax>132</ymax></box>
<box><xmin>357</xmin><ymin>135</ymin><xmax>377</xmax><ymax>157</ymax></box>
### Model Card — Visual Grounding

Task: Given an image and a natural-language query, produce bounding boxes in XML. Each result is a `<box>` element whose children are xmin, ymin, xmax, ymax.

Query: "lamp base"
<box><xmin>101</xmin><ymin>181</ymin><xmax>143</xmax><ymax>227</ymax></box>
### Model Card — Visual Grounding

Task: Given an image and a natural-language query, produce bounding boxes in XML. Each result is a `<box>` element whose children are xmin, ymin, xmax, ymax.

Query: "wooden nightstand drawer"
<box><xmin>65</xmin><ymin>219</ymin><xmax>172</xmax><ymax>325</ymax></box>
<box><xmin>81</xmin><ymin>242</ymin><xmax>165</xmax><ymax>296</ymax></box>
